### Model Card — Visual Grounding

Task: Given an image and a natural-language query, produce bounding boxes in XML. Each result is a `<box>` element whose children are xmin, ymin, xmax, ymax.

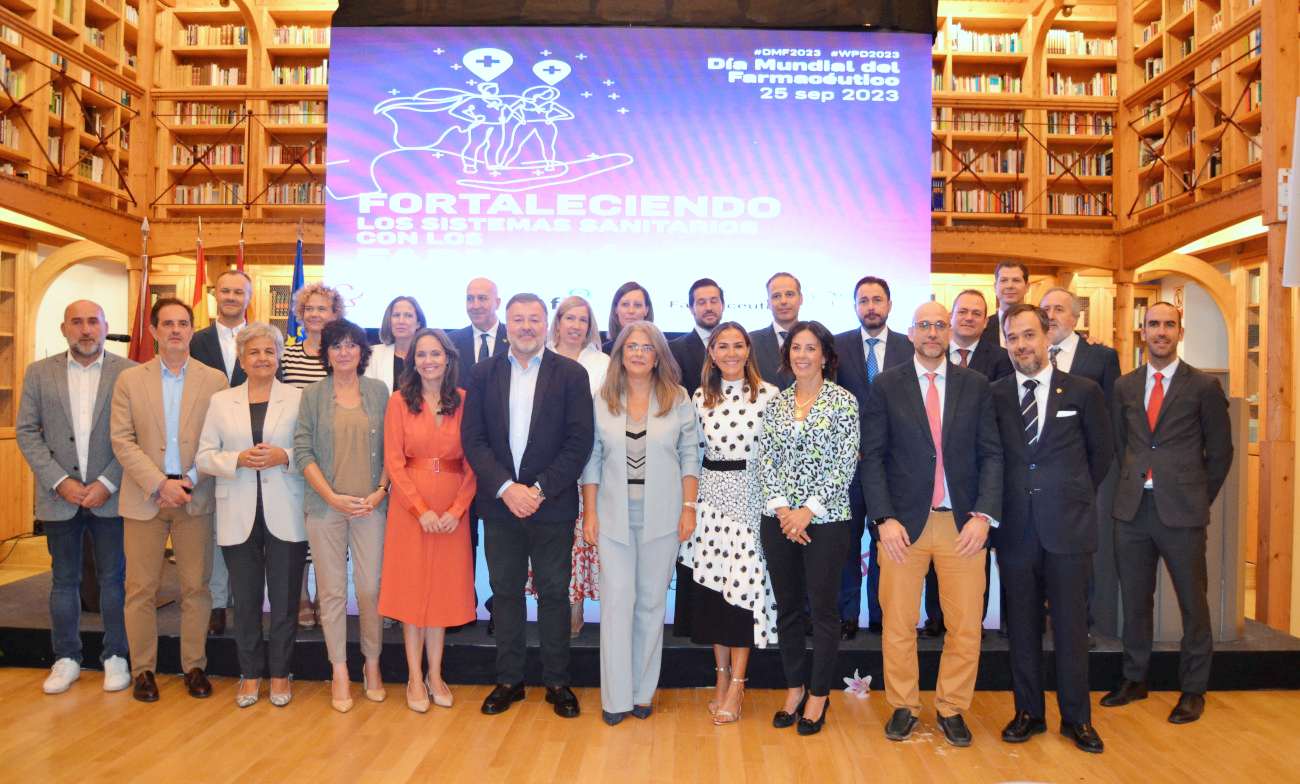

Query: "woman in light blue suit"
<box><xmin>581</xmin><ymin>321</ymin><xmax>700</xmax><ymax>725</ymax></box>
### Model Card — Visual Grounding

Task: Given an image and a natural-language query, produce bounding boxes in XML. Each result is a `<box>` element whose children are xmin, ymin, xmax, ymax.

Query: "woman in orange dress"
<box><xmin>378</xmin><ymin>328</ymin><xmax>476</xmax><ymax>713</ymax></box>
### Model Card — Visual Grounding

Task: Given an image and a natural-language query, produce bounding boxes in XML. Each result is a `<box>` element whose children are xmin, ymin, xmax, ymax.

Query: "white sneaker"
<box><xmin>103</xmin><ymin>656</ymin><xmax>131</xmax><ymax>692</ymax></box>
<box><xmin>43</xmin><ymin>658</ymin><xmax>81</xmax><ymax>694</ymax></box>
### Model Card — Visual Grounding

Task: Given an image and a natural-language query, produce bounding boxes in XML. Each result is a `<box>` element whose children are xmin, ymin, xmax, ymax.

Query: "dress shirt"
<box><xmin>1013</xmin><ymin>363</ymin><xmax>1054</xmax><ymax>441</ymax></box>
<box><xmin>497</xmin><ymin>351</ymin><xmax>542</xmax><ymax>496</ymax></box>
<box><xmin>474</xmin><ymin>323</ymin><xmax>500</xmax><ymax>362</ymax></box>
<box><xmin>773</xmin><ymin>321</ymin><xmax>791</xmax><ymax>348</ymax></box>
<box><xmin>161</xmin><ymin>359</ymin><xmax>198</xmax><ymax>485</ymax></box>
<box><xmin>861</xmin><ymin>325</ymin><xmax>888</xmax><ymax>368</ymax></box>
<box><xmin>911</xmin><ymin>355</ymin><xmax>998</xmax><ymax>527</ymax></box>
<box><xmin>1050</xmin><ymin>331</ymin><xmax>1080</xmax><ymax>373</ymax></box>
<box><xmin>948</xmin><ymin>339</ymin><xmax>978</xmax><ymax>367</ymax></box>
<box><xmin>56</xmin><ymin>353</ymin><xmax>116</xmax><ymax>493</ymax></box>
<box><xmin>694</xmin><ymin>325</ymin><xmax>713</xmax><ymax>344</ymax></box>
<box><xmin>1143</xmin><ymin>357</ymin><xmax>1180</xmax><ymax>489</ymax></box>
<box><xmin>215</xmin><ymin>320</ymin><xmax>245</xmax><ymax>379</ymax></box>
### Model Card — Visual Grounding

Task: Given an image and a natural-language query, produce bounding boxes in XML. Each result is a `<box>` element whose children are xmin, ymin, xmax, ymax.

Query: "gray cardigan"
<box><xmin>293</xmin><ymin>375</ymin><xmax>390</xmax><ymax>516</ymax></box>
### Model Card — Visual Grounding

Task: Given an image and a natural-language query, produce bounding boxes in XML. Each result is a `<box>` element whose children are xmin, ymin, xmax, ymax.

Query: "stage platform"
<box><xmin>3</xmin><ymin>566</ymin><xmax>1298</xmax><ymax>691</ymax></box>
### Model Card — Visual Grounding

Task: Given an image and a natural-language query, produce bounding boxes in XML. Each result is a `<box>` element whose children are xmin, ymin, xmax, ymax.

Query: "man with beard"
<box><xmin>834</xmin><ymin>276</ymin><xmax>912</xmax><ymax>640</ymax></box>
<box><xmin>984</xmin><ymin>261</ymin><xmax>1030</xmax><ymax>347</ymax></box>
<box><xmin>17</xmin><ymin>300</ymin><xmax>136</xmax><ymax>695</ymax></box>
<box><xmin>991</xmin><ymin>304</ymin><xmax>1111</xmax><ymax>754</ymax></box>
<box><xmin>750</xmin><ymin>272</ymin><xmax>801</xmax><ymax>389</ymax></box>
<box><xmin>1039</xmin><ymin>287</ymin><xmax>1121</xmax><ymax>407</ymax></box>
<box><xmin>1101</xmin><ymin>302</ymin><xmax>1233</xmax><ymax>725</ymax></box>
<box><xmin>669</xmin><ymin>278</ymin><xmax>724</xmax><ymax>396</ymax></box>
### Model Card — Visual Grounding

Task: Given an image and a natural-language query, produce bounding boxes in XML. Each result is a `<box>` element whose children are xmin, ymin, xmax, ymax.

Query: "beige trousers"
<box><xmin>124</xmin><ymin>509</ymin><xmax>213</xmax><ymax>676</ymax></box>
<box><xmin>305</xmin><ymin>508</ymin><xmax>386</xmax><ymax>663</ymax></box>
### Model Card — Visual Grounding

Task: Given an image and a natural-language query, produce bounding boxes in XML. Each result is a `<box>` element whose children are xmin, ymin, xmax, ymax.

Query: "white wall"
<box><xmin>1158</xmin><ymin>275</ymin><xmax>1229</xmax><ymax>370</ymax></box>
<box><xmin>34</xmin><ymin>259</ymin><xmax>130</xmax><ymax>360</ymax></box>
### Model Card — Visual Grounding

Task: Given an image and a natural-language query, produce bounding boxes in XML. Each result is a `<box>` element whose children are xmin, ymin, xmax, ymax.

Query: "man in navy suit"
<box><xmin>982</xmin><ymin>261</ymin><xmax>1030</xmax><ymax>347</ymax></box>
<box><xmin>1039</xmin><ymin>287</ymin><xmax>1121</xmax><ymax>406</ymax></box>
<box><xmin>750</xmin><ymin>272</ymin><xmax>800</xmax><ymax>390</ymax></box>
<box><xmin>833</xmin><ymin>276</ymin><xmax>913</xmax><ymax>640</ymax></box>
<box><xmin>992</xmin><ymin>304</ymin><xmax>1112</xmax><ymax>754</ymax></box>
<box><xmin>462</xmin><ymin>293</ymin><xmax>594</xmax><ymax>718</ymax></box>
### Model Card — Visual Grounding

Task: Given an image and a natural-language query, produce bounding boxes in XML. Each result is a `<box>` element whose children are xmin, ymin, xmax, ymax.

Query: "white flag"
<box><xmin>1284</xmin><ymin>98</ymin><xmax>1300</xmax><ymax>287</ymax></box>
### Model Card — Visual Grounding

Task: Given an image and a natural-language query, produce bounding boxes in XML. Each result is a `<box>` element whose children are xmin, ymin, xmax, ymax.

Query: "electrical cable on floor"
<box><xmin>0</xmin><ymin>533</ymin><xmax>36</xmax><ymax>567</ymax></box>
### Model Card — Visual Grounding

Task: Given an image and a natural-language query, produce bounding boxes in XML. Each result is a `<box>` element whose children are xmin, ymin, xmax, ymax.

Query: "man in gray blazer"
<box><xmin>16</xmin><ymin>300</ymin><xmax>135</xmax><ymax>695</ymax></box>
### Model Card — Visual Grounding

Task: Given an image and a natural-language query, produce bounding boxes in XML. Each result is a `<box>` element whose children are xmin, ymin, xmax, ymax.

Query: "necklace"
<box><xmin>793</xmin><ymin>382</ymin><xmax>823</xmax><ymax>414</ymax></box>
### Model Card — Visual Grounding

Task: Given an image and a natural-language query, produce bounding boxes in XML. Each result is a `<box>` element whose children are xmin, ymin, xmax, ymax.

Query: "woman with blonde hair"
<box><xmin>581</xmin><ymin>321</ymin><xmax>699</xmax><ymax>724</ymax></box>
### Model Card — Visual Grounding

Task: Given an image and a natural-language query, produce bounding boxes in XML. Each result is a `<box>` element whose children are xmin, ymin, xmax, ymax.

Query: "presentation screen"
<box><xmin>323</xmin><ymin>26</ymin><xmax>934</xmax><ymax>333</ymax></box>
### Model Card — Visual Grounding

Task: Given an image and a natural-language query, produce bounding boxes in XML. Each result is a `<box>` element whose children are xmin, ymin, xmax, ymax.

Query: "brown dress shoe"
<box><xmin>184</xmin><ymin>668</ymin><xmax>213</xmax><ymax>698</ymax></box>
<box><xmin>133</xmin><ymin>671</ymin><xmax>159</xmax><ymax>703</ymax></box>
<box><xmin>208</xmin><ymin>608</ymin><xmax>227</xmax><ymax>636</ymax></box>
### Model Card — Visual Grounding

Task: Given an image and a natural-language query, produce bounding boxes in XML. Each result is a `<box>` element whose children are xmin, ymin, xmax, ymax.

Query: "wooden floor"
<box><xmin>1</xmin><ymin>668</ymin><xmax>1296</xmax><ymax>783</ymax></box>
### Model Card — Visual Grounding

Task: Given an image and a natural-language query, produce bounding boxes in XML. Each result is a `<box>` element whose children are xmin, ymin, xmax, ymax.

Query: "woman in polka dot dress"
<box><xmin>679</xmin><ymin>322</ymin><xmax>779</xmax><ymax>725</ymax></box>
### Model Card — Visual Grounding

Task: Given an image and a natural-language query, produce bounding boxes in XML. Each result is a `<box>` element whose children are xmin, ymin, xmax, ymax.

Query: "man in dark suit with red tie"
<box><xmin>834</xmin><ymin>276</ymin><xmax>913</xmax><ymax>640</ymax></box>
<box><xmin>949</xmin><ymin>289</ymin><xmax>1012</xmax><ymax>382</ymax></box>
<box><xmin>1101</xmin><ymin>301</ymin><xmax>1233</xmax><ymax>724</ymax></box>
<box><xmin>992</xmin><ymin>304</ymin><xmax>1112</xmax><ymax>753</ymax></box>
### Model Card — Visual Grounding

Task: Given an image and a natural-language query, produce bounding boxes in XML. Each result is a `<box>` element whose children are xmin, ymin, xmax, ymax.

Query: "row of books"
<box><xmin>266</xmin><ymin>181</ymin><xmax>324</xmax><ymax>205</ymax></box>
<box><xmin>1246</xmin><ymin>134</ymin><xmax>1261</xmax><ymax>164</ymax></box>
<box><xmin>173</xmin><ymin>101</ymin><xmax>243</xmax><ymax>125</ymax></box>
<box><xmin>173</xmin><ymin>181</ymin><xmax>244</xmax><ymax>205</ymax></box>
<box><xmin>1142</xmin><ymin>181</ymin><xmax>1164</xmax><ymax>208</ymax></box>
<box><xmin>271</xmin><ymin>61</ymin><xmax>328</xmax><ymax>86</ymax></box>
<box><xmin>177</xmin><ymin>64</ymin><xmax>245</xmax><ymax>87</ymax></box>
<box><xmin>170</xmin><ymin>142</ymin><xmax>246</xmax><ymax>166</ymax></box>
<box><xmin>1143</xmin><ymin>57</ymin><xmax>1164</xmax><ymax>81</ymax></box>
<box><xmin>267</xmin><ymin>100</ymin><xmax>326</xmax><ymax>124</ymax></box>
<box><xmin>1047</xmin><ymin>150</ymin><xmax>1113</xmax><ymax>177</ymax></box>
<box><xmin>930</xmin><ymin>178</ymin><xmax>945</xmax><ymax>210</ymax></box>
<box><xmin>1176</xmin><ymin>36</ymin><xmax>1194</xmax><ymax>61</ymax></box>
<box><xmin>52</xmin><ymin>0</ymin><xmax>73</xmax><ymax>23</ymax></box>
<box><xmin>1</xmin><ymin>52</ymin><xmax>23</xmax><ymax>97</ymax></box>
<box><xmin>0</xmin><ymin>114</ymin><xmax>18</xmax><ymax>149</ymax></box>
<box><xmin>953</xmin><ymin>188</ymin><xmax>1023</xmax><ymax>214</ymax></box>
<box><xmin>87</xmin><ymin>27</ymin><xmax>108</xmax><ymax>50</ymax></box>
<box><xmin>1245</xmin><ymin>80</ymin><xmax>1262</xmax><ymax>112</ymax></box>
<box><xmin>266</xmin><ymin>143</ymin><xmax>325</xmax><ymax>164</ymax></box>
<box><xmin>1044</xmin><ymin>30</ymin><xmax>1116</xmax><ymax>57</ymax></box>
<box><xmin>125</xmin><ymin>4</ymin><xmax>139</xmax><ymax>25</ymax></box>
<box><xmin>181</xmin><ymin>25</ymin><xmax>248</xmax><ymax>47</ymax></box>
<box><xmin>931</xmin><ymin>148</ymin><xmax>943</xmax><ymax>170</ymax></box>
<box><xmin>1046</xmin><ymin>111</ymin><xmax>1113</xmax><ymax>136</ymax></box>
<box><xmin>83</xmin><ymin>108</ymin><xmax>104</xmax><ymax>136</ymax></box>
<box><xmin>1244</xmin><ymin>28</ymin><xmax>1261</xmax><ymax>58</ymax></box>
<box><xmin>1138</xmin><ymin>20</ymin><xmax>1160</xmax><ymax>46</ymax></box>
<box><xmin>945</xmin><ymin>23</ymin><xmax>1022</xmax><ymax>54</ymax></box>
<box><xmin>950</xmin><ymin>73</ymin><xmax>1022</xmax><ymax>93</ymax></box>
<box><xmin>957</xmin><ymin>147</ymin><xmax>1023</xmax><ymax>174</ymax></box>
<box><xmin>77</xmin><ymin>154</ymin><xmax>106</xmax><ymax>184</ymax></box>
<box><xmin>1</xmin><ymin>24</ymin><xmax>21</xmax><ymax>45</ymax></box>
<box><xmin>1046</xmin><ymin>71</ymin><xmax>1118</xmax><ymax>97</ymax></box>
<box><xmin>1046</xmin><ymin>192</ymin><xmax>1111</xmax><ymax>216</ymax></box>
<box><xmin>272</xmin><ymin>26</ymin><xmax>330</xmax><ymax>46</ymax></box>
<box><xmin>1140</xmin><ymin>137</ymin><xmax>1165</xmax><ymax>167</ymax></box>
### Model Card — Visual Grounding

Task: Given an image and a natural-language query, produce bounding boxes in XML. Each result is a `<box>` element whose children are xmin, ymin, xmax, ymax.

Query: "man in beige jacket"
<box><xmin>111</xmin><ymin>298</ymin><xmax>227</xmax><ymax>702</ymax></box>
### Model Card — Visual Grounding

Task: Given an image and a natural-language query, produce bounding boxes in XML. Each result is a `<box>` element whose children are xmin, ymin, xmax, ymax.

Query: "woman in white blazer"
<box><xmin>364</xmin><ymin>295</ymin><xmax>426</xmax><ymax>393</ymax></box>
<box><xmin>197</xmin><ymin>322</ymin><xmax>306</xmax><ymax>709</ymax></box>
<box><xmin>581</xmin><ymin>321</ymin><xmax>700</xmax><ymax>725</ymax></box>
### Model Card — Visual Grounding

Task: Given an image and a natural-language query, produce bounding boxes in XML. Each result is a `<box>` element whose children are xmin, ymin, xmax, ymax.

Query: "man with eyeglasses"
<box><xmin>861</xmin><ymin>301</ymin><xmax>1001</xmax><ymax>747</ymax></box>
<box><xmin>833</xmin><ymin>276</ymin><xmax>913</xmax><ymax>641</ymax></box>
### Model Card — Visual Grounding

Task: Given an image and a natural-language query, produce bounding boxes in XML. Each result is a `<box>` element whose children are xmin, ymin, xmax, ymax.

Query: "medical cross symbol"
<box><xmin>543</xmin><ymin>64</ymin><xmax>563</xmax><ymax>76</ymax></box>
<box><xmin>476</xmin><ymin>54</ymin><xmax>502</xmax><ymax>69</ymax></box>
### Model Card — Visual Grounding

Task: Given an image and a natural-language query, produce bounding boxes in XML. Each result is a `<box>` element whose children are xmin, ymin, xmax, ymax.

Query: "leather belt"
<box><xmin>931</xmin><ymin>506</ymin><xmax>952</xmax><ymax>512</ymax></box>
<box><xmin>405</xmin><ymin>457</ymin><xmax>463</xmax><ymax>474</ymax></box>
<box><xmin>702</xmin><ymin>458</ymin><xmax>747</xmax><ymax>471</ymax></box>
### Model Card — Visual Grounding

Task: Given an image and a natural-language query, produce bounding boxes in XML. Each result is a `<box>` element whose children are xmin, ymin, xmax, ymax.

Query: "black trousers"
<box><xmin>1115</xmin><ymin>490</ymin><xmax>1213</xmax><ymax>693</ymax></box>
<box><xmin>761</xmin><ymin>516</ymin><xmax>851</xmax><ymax>697</ymax></box>
<box><xmin>999</xmin><ymin>531</ymin><xmax>1092</xmax><ymax>724</ymax></box>
<box><xmin>222</xmin><ymin>515</ymin><xmax>308</xmax><ymax>679</ymax></box>
<box><xmin>483</xmin><ymin>517</ymin><xmax>574</xmax><ymax>686</ymax></box>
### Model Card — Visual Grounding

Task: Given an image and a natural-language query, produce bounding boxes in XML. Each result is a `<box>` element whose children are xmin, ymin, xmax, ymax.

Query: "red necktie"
<box><xmin>925</xmin><ymin>372</ymin><xmax>945</xmax><ymax>507</ymax></box>
<box><xmin>1146</xmin><ymin>372</ymin><xmax>1164</xmax><ymax>480</ymax></box>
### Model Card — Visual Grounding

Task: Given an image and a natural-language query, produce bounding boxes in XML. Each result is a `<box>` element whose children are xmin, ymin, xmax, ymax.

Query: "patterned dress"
<box><xmin>679</xmin><ymin>379</ymin><xmax>779</xmax><ymax>648</ymax></box>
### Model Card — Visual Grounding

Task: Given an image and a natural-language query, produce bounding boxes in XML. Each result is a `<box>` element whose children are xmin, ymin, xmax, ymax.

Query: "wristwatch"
<box><xmin>532</xmin><ymin>481</ymin><xmax>546</xmax><ymax>500</ymax></box>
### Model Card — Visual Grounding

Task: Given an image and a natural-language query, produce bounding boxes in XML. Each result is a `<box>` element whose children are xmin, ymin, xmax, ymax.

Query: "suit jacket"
<box><xmin>833</xmin><ymin>327</ymin><xmax>913</xmax><ymax>406</ymax></box>
<box><xmin>16</xmin><ymin>351</ymin><xmax>136</xmax><ymax>520</ymax></box>
<box><xmin>581</xmin><ymin>387</ymin><xmax>700</xmax><ymax>544</ymax></box>
<box><xmin>461</xmin><ymin>348</ymin><xmax>595</xmax><ymax>523</ymax></box>
<box><xmin>196</xmin><ymin>380</ymin><xmax>306</xmax><ymax>545</ymax></box>
<box><xmin>110</xmin><ymin>357</ymin><xmax>229</xmax><ymax>520</ymax></box>
<box><xmin>959</xmin><ymin>332</ymin><xmax>1013</xmax><ymax>381</ymax></box>
<box><xmin>449</xmin><ymin>323</ymin><xmax>508</xmax><ymax>388</ymax></box>
<box><xmin>750</xmin><ymin>325</ymin><xmax>794</xmax><ymax>390</ymax></box>
<box><xmin>859</xmin><ymin>361</ymin><xmax>1003</xmax><ymax>541</ymax></box>
<box><xmin>292</xmin><ymin>375</ymin><xmax>390</xmax><ymax>517</ymax></box>
<box><xmin>669</xmin><ymin>331</ymin><xmax>708</xmax><ymax>396</ymax></box>
<box><xmin>1111</xmin><ymin>361</ymin><xmax>1233</xmax><ymax>528</ymax></box>
<box><xmin>982</xmin><ymin>312</ymin><xmax>1002</xmax><ymax>346</ymax></box>
<box><xmin>364</xmin><ymin>342</ymin><xmax>401</xmax><ymax>393</ymax></box>
<box><xmin>991</xmin><ymin>370</ymin><xmax>1113</xmax><ymax>557</ymax></box>
<box><xmin>1065</xmin><ymin>336</ymin><xmax>1121</xmax><ymax>409</ymax></box>
<box><xmin>190</xmin><ymin>324</ymin><xmax>247</xmax><ymax>387</ymax></box>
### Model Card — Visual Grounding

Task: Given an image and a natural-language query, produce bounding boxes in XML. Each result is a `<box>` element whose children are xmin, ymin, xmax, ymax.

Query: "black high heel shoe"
<box><xmin>796</xmin><ymin>697</ymin><xmax>830</xmax><ymax>736</ymax></box>
<box><xmin>772</xmin><ymin>689</ymin><xmax>809</xmax><ymax>729</ymax></box>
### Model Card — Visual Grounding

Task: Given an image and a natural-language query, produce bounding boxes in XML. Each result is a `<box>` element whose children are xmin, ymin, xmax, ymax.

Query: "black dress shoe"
<box><xmin>920</xmin><ymin>618</ymin><xmax>946</xmax><ymax>638</ymax></box>
<box><xmin>545</xmin><ymin>685</ymin><xmax>580</xmax><ymax>718</ymax></box>
<box><xmin>1099</xmin><ymin>679</ymin><xmax>1148</xmax><ymax>707</ymax></box>
<box><xmin>184</xmin><ymin>668</ymin><xmax>212</xmax><ymax>698</ymax></box>
<box><xmin>602</xmin><ymin>710</ymin><xmax>628</xmax><ymax>725</ymax></box>
<box><xmin>867</xmin><ymin>622</ymin><xmax>883</xmax><ymax>634</ymax></box>
<box><xmin>132</xmin><ymin>671</ymin><xmax>159</xmax><ymax>703</ymax></box>
<box><xmin>840</xmin><ymin>620</ymin><xmax>859</xmax><ymax>641</ymax></box>
<box><xmin>487</xmin><ymin>617</ymin><xmax>495</xmax><ymax>636</ymax></box>
<box><xmin>630</xmin><ymin>703</ymin><xmax>653</xmax><ymax>719</ymax></box>
<box><xmin>1001</xmin><ymin>711</ymin><xmax>1047</xmax><ymax>743</ymax></box>
<box><xmin>207</xmin><ymin>608</ymin><xmax>226</xmax><ymax>636</ymax></box>
<box><xmin>884</xmin><ymin>707</ymin><xmax>918</xmax><ymax>741</ymax></box>
<box><xmin>481</xmin><ymin>683</ymin><xmax>525</xmax><ymax>715</ymax></box>
<box><xmin>796</xmin><ymin>698</ymin><xmax>829</xmax><ymax>736</ymax></box>
<box><xmin>1168</xmin><ymin>692</ymin><xmax>1205</xmax><ymax>724</ymax></box>
<box><xmin>772</xmin><ymin>690</ymin><xmax>808</xmax><ymax>728</ymax></box>
<box><xmin>937</xmin><ymin>712</ymin><xmax>972</xmax><ymax>747</ymax></box>
<box><xmin>1061</xmin><ymin>721</ymin><xmax>1105</xmax><ymax>753</ymax></box>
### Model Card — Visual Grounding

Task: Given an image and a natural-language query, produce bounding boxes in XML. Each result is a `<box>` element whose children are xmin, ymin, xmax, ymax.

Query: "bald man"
<box><xmin>450</xmin><ymin>277</ymin><xmax>509</xmax><ymax>384</ymax></box>
<box><xmin>17</xmin><ymin>300</ymin><xmax>137</xmax><ymax>695</ymax></box>
<box><xmin>860</xmin><ymin>301</ymin><xmax>1002</xmax><ymax>747</ymax></box>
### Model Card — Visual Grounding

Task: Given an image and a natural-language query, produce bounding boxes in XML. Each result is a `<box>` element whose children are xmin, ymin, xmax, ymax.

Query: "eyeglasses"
<box><xmin>624</xmin><ymin>342</ymin><xmax>657</xmax><ymax>354</ymax></box>
<box><xmin>912</xmin><ymin>321</ymin><xmax>950</xmax><ymax>333</ymax></box>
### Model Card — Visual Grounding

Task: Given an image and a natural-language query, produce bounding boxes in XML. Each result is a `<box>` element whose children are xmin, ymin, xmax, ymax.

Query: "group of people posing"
<box><xmin>17</xmin><ymin>261</ymin><xmax>1232</xmax><ymax>755</ymax></box>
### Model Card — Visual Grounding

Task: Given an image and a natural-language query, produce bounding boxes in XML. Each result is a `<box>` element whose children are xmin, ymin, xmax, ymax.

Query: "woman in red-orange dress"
<box><xmin>378</xmin><ymin>328</ymin><xmax>476</xmax><ymax>713</ymax></box>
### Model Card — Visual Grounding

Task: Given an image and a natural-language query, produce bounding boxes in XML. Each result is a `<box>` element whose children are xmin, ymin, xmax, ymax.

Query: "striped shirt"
<box><xmin>280</xmin><ymin>342</ymin><xmax>328</xmax><ymax>388</ymax></box>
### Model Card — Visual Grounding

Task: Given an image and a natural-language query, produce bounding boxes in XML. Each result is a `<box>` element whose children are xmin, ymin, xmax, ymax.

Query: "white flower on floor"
<box><xmin>842</xmin><ymin>669</ymin><xmax>872</xmax><ymax>699</ymax></box>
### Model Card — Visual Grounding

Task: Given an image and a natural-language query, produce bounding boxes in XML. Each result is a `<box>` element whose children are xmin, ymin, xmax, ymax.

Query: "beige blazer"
<box><xmin>110</xmin><ymin>357</ymin><xmax>229</xmax><ymax>520</ymax></box>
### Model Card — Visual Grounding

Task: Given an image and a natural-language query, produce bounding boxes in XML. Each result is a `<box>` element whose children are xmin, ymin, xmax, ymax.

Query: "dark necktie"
<box><xmin>957</xmin><ymin>348</ymin><xmax>970</xmax><ymax>368</ymax></box>
<box><xmin>1049</xmin><ymin>346</ymin><xmax>1061</xmax><ymax>368</ymax></box>
<box><xmin>778</xmin><ymin>329</ymin><xmax>788</xmax><ymax>348</ymax></box>
<box><xmin>1021</xmin><ymin>379</ymin><xmax>1040</xmax><ymax>447</ymax></box>
<box><xmin>865</xmin><ymin>338</ymin><xmax>880</xmax><ymax>383</ymax></box>
<box><xmin>478</xmin><ymin>332</ymin><xmax>489</xmax><ymax>363</ymax></box>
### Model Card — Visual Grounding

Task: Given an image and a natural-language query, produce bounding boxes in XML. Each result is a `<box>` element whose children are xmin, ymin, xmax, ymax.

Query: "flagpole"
<box><xmin>237</xmin><ymin>219</ymin><xmax>246</xmax><ymax>273</ymax></box>
<box><xmin>129</xmin><ymin>217</ymin><xmax>153</xmax><ymax>362</ymax></box>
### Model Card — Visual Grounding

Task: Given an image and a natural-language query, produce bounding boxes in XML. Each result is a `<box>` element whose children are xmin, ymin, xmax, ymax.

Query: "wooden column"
<box><xmin>1114</xmin><ymin>269</ymin><xmax>1135</xmax><ymax>371</ymax></box>
<box><xmin>128</xmin><ymin>0</ymin><xmax>158</xmax><ymax>220</ymax></box>
<box><xmin>1254</xmin><ymin>0</ymin><xmax>1298</xmax><ymax>630</ymax></box>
